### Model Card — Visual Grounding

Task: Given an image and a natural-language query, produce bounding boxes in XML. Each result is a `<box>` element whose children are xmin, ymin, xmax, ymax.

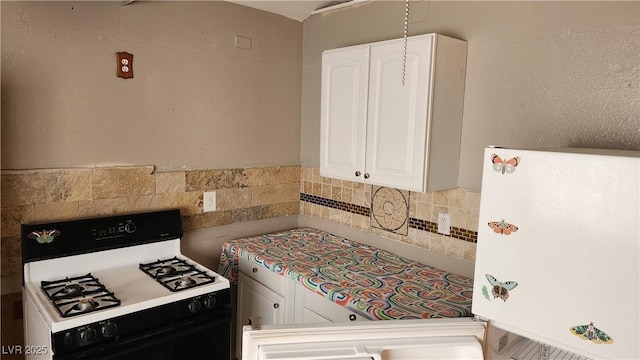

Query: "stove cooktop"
<box><xmin>39</xmin><ymin>256</ymin><xmax>219</xmax><ymax>317</ymax></box>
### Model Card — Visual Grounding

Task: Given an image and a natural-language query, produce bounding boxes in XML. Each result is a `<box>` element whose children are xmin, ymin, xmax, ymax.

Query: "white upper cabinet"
<box><xmin>320</xmin><ymin>34</ymin><xmax>467</xmax><ymax>192</ymax></box>
<box><xmin>320</xmin><ymin>45</ymin><xmax>370</xmax><ymax>181</ymax></box>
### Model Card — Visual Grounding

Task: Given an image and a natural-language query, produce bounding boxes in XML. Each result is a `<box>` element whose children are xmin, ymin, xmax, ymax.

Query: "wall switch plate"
<box><xmin>203</xmin><ymin>191</ymin><xmax>216</xmax><ymax>212</ymax></box>
<box><xmin>235</xmin><ymin>35</ymin><xmax>252</xmax><ymax>50</ymax></box>
<box><xmin>437</xmin><ymin>213</ymin><xmax>451</xmax><ymax>235</ymax></box>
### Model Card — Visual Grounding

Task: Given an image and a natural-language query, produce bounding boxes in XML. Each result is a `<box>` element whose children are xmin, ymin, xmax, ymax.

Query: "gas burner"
<box><xmin>156</xmin><ymin>266</ymin><xmax>179</xmax><ymax>277</ymax></box>
<box><xmin>72</xmin><ymin>298</ymin><xmax>98</xmax><ymax>313</ymax></box>
<box><xmin>63</xmin><ymin>284</ymin><xmax>84</xmax><ymax>296</ymax></box>
<box><xmin>140</xmin><ymin>257</ymin><xmax>215</xmax><ymax>292</ymax></box>
<box><xmin>41</xmin><ymin>274</ymin><xmax>121</xmax><ymax>318</ymax></box>
<box><xmin>174</xmin><ymin>276</ymin><xmax>196</xmax><ymax>289</ymax></box>
<box><xmin>55</xmin><ymin>292</ymin><xmax>121</xmax><ymax>317</ymax></box>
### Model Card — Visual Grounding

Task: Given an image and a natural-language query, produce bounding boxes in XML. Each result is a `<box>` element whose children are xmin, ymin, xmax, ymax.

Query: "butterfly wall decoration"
<box><xmin>27</xmin><ymin>229</ymin><xmax>61</xmax><ymax>244</ymax></box>
<box><xmin>491</xmin><ymin>153</ymin><xmax>520</xmax><ymax>174</ymax></box>
<box><xmin>486</xmin><ymin>274</ymin><xmax>518</xmax><ymax>301</ymax></box>
<box><xmin>569</xmin><ymin>322</ymin><xmax>614</xmax><ymax>344</ymax></box>
<box><xmin>481</xmin><ymin>286</ymin><xmax>491</xmax><ymax>301</ymax></box>
<box><xmin>488</xmin><ymin>219</ymin><xmax>518</xmax><ymax>235</ymax></box>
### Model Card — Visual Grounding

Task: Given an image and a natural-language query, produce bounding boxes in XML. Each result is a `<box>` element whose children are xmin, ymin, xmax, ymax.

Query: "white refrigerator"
<box><xmin>242</xmin><ymin>147</ymin><xmax>640</xmax><ymax>360</ymax></box>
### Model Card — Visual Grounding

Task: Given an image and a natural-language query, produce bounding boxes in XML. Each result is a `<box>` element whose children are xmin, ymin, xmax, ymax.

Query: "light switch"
<box><xmin>117</xmin><ymin>52</ymin><xmax>133</xmax><ymax>79</ymax></box>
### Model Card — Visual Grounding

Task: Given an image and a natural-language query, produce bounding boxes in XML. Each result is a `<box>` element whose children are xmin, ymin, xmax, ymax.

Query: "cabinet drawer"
<box><xmin>238</xmin><ymin>257</ymin><xmax>288</xmax><ymax>296</ymax></box>
<box><xmin>301</xmin><ymin>285</ymin><xmax>368</xmax><ymax>323</ymax></box>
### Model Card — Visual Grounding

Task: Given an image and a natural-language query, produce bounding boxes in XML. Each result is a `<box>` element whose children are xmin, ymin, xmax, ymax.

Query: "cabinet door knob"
<box><xmin>355</xmin><ymin>171</ymin><xmax>361</xmax><ymax>177</ymax></box>
<box><xmin>273</xmin><ymin>303</ymin><xmax>280</xmax><ymax>309</ymax></box>
<box><xmin>349</xmin><ymin>314</ymin><xmax>357</xmax><ymax>321</ymax></box>
<box><xmin>363</xmin><ymin>173</ymin><xmax>370</xmax><ymax>179</ymax></box>
<box><xmin>252</xmin><ymin>267</ymin><xmax>258</xmax><ymax>273</ymax></box>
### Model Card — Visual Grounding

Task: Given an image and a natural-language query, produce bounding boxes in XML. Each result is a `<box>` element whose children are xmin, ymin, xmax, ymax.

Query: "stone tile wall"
<box><xmin>0</xmin><ymin>165</ymin><xmax>300</xmax><ymax>287</ymax></box>
<box><xmin>1</xmin><ymin>164</ymin><xmax>480</xmax><ymax>292</ymax></box>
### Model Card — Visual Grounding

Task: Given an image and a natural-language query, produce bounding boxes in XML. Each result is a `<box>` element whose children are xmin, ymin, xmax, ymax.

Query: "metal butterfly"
<box><xmin>569</xmin><ymin>322</ymin><xmax>614</xmax><ymax>344</ymax></box>
<box><xmin>486</xmin><ymin>274</ymin><xmax>518</xmax><ymax>302</ymax></box>
<box><xmin>491</xmin><ymin>153</ymin><xmax>520</xmax><ymax>174</ymax></box>
<box><xmin>488</xmin><ymin>219</ymin><xmax>518</xmax><ymax>235</ymax></box>
<box><xmin>27</xmin><ymin>229</ymin><xmax>61</xmax><ymax>244</ymax></box>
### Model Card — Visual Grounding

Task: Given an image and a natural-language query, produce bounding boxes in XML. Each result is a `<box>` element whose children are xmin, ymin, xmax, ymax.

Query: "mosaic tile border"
<box><xmin>409</xmin><ymin>218</ymin><xmax>478</xmax><ymax>243</ymax></box>
<box><xmin>300</xmin><ymin>193</ymin><xmax>369</xmax><ymax>216</ymax></box>
<box><xmin>300</xmin><ymin>192</ymin><xmax>478</xmax><ymax>243</ymax></box>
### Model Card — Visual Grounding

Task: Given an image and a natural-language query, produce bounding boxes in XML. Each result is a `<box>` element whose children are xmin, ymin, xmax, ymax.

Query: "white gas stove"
<box><xmin>22</xmin><ymin>209</ymin><xmax>231</xmax><ymax>360</ymax></box>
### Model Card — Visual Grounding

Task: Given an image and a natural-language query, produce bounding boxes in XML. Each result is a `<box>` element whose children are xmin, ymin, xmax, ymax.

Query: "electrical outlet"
<box><xmin>203</xmin><ymin>191</ymin><xmax>216</xmax><ymax>212</ymax></box>
<box><xmin>116</xmin><ymin>52</ymin><xmax>133</xmax><ymax>79</ymax></box>
<box><xmin>437</xmin><ymin>213</ymin><xmax>450</xmax><ymax>235</ymax></box>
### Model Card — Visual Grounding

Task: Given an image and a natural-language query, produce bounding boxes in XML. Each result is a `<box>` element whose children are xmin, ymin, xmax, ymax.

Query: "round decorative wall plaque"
<box><xmin>370</xmin><ymin>186</ymin><xmax>409</xmax><ymax>235</ymax></box>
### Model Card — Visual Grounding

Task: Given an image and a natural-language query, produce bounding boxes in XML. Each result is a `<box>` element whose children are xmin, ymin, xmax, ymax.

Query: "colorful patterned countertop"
<box><xmin>218</xmin><ymin>227</ymin><xmax>473</xmax><ymax>320</ymax></box>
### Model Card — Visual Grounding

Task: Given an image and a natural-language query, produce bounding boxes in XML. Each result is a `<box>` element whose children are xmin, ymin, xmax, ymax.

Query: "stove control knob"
<box><xmin>203</xmin><ymin>294</ymin><xmax>216</xmax><ymax>309</ymax></box>
<box><xmin>79</xmin><ymin>327</ymin><xmax>97</xmax><ymax>343</ymax></box>
<box><xmin>124</xmin><ymin>222</ymin><xmax>136</xmax><ymax>233</ymax></box>
<box><xmin>64</xmin><ymin>332</ymin><xmax>73</xmax><ymax>346</ymax></box>
<box><xmin>188</xmin><ymin>299</ymin><xmax>202</xmax><ymax>313</ymax></box>
<box><xmin>101</xmin><ymin>321</ymin><xmax>118</xmax><ymax>337</ymax></box>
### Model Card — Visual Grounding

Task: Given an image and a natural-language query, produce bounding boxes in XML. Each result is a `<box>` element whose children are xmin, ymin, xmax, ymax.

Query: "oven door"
<box><xmin>54</xmin><ymin>308</ymin><xmax>230</xmax><ymax>360</ymax></box>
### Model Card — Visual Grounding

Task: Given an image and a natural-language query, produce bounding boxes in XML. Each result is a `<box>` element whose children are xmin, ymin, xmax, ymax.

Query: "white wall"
<box><xmin>300</xmin><ymin>0</ymin><xmax>639</xmax><ymax>190</ymax></box>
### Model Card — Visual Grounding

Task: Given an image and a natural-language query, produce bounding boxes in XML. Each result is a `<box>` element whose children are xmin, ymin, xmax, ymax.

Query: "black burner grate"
<box><xmin>139</xmin><ymin>257</ymin><xmax>215</xmax><ymax>292</ymax></box>
<box><xmin>41</xmin><ymin>274</ymin><xmax>121</xmax><ymax>318</ymax></box>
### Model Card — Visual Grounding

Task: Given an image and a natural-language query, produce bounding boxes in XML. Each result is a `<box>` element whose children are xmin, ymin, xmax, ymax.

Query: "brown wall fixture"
<box><xmin>116</xmin><ymin>52</ymin><xmax>133</xmax><ymax>79</ymax></box>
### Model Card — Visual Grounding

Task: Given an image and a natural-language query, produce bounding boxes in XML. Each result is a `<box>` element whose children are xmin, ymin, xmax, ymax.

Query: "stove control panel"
<box><xmin>51</xmin><ymin>288</ymin><xmax>231</xmax><ymax>356</ymax></box>
<box><xmin>60</xmin><ymin>320</ymin><xmax>120</xmax><ymax>350</ymax></box>
<box><xmin>23</xmin><ymin>209</ymin><xmax>184</xmax><ymax>263</ymax></box>
<box><xmin>92</xmin><ymin>219</ymin><xmax>137</xmax><ymax>240</ymax></box>
<box><xmin>187</xmin><ymin>293</ymin><xmax>218</xmax><ymax>313</ymax></box>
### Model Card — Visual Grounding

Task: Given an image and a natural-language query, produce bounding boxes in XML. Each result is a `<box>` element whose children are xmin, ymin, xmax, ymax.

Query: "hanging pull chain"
<box><xmin>401</xmin><ymin>0</ymin><xmax>410</xmax><ymax>86</ymax></box>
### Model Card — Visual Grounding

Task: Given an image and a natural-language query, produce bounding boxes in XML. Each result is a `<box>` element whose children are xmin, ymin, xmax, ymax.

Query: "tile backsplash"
<box><xmin>0</xmin><ymin>165</ymin><xmax>299</xmax><ymax>289</ymax></box>
<box><xmin>299</xmin><ymin>167</ymin><xmax>479</xmax><ymax>262</ymax></box>
<box><xmin>1</xmin><ymin>165</ymin><xmax>480</xmax><ymax>292</ymax></box>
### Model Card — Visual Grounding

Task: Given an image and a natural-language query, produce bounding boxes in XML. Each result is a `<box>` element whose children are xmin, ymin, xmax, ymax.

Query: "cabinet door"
<box><xmin>320</xmin><ymin>45</ymin><xmax>370</xmax><ymax>182</ymax></box>
<box><xmin>301</xmin><ymin>307</ymin><xmax>332</xmax><ymax>324</ymax></box>
<box><xmin>366</xmin><ymin>35</ymin><xmax>432</xmax><ymax>191</ymax></box>
<box><xmin>236</xmin><ymin>272</ymin><xmax>287</xmax><ymax>358</ymax></box>
<box><xmin>297</xmin><ymin>284</ymin><xmax>368</xmax><ymax>324</ymax></box>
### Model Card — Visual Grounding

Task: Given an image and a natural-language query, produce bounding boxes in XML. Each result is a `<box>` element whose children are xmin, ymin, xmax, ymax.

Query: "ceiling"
<box><xmin>121</xmin><ymin>1</ymin><xmax>360</xmax><ymax>22</ymax></box>
<box><xmin>224</xmin><ymin>1</ymin><xmax>351</xmax><ymax>22</ymax></box>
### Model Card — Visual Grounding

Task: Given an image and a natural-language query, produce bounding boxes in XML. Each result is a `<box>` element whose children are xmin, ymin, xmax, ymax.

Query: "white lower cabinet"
<box><xmin>296</xmin><ymin>283</ymin><xmax>367</xmax><ymax>323</ymax></box>
<box><xmin>236</xmin><ymin>272</ymin><xmax>288</xmax><ymax>326</ymax></box>
<box><xmin>236</xmin><ymin>260</ymin><xmax>295</xmax><ymax>359</ymax></box>
<box><xmin>236</xmin><ymin>258</ymin><xmax>369</xmax><ymax>358</ymax></box>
